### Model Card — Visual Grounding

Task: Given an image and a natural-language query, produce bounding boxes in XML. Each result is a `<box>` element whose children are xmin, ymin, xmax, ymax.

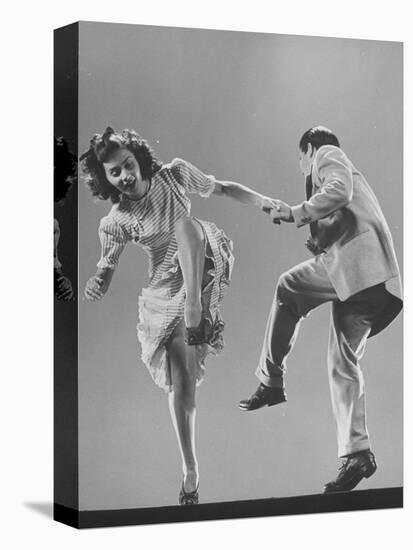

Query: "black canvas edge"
<box><xmin>54</xmin><ymin>487</ymin><xmax>402</xmax><ymax>529</ymax></box>
<box><xmin>54</xmin><ymin>22</ymin><xmax>79</xmax><ymax>510</ymax></box>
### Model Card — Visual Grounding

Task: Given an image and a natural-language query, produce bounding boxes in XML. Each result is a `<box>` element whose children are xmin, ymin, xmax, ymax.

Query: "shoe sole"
<box><xmin>239</xmin><ymin>399</ymin><xmax>286</xmax><ymax>411</ymax></box>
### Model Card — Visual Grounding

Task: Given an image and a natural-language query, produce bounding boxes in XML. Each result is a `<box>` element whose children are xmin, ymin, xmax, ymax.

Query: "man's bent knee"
<box><xmin>276</xmin><ymin>271</ymin><xmax>300</xmax><ymax>317</ymax></box>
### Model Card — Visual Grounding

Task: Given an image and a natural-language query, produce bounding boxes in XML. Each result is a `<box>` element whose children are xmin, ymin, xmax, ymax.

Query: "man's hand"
<box><xmin>269</xmin><ymin>200</ymin><xmax>294</xmax><ymax>223</ymax></box>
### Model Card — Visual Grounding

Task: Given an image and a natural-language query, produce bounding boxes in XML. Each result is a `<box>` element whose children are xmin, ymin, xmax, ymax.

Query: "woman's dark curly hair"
<box><xmin>54</xmin><ymin>136</ymin><xmax>77</xmax><ymax>202</ymax></box>
<box><xmin>80</xmin><ymin>127</ymin><xmax>163</xmax><ymax>203</ymax></box>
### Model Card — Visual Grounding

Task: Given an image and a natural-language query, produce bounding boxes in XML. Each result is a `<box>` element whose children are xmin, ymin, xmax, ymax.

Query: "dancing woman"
<box><xmin>81</xmin><ymin>127</ymin><xmax>273</xmax><ymax>504</ymax></box>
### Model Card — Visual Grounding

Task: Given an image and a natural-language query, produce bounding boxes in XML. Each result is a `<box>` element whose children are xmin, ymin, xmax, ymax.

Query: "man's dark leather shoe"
<box><xmin>239</xmin><ymin>383</ymin><xmax>286</xmax><ymax>411</ymax></box>
<box><xmin>323</xmin><ymin>450</ymin><xmax>377</xmax><ymax>493</ymax></box>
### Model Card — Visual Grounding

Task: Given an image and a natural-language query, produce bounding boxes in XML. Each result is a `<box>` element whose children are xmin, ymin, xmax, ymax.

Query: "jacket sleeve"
<box><xmin>291</xmin><ymin>146</ymin><xmax>353</xmax><ymax>228</ymax></box>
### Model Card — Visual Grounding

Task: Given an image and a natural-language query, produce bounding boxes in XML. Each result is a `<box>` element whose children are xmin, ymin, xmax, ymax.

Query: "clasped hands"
<box><xmin>261</xmin><ymin>197</ymin><xmax>293</xmax><ymax>224</ymax></box>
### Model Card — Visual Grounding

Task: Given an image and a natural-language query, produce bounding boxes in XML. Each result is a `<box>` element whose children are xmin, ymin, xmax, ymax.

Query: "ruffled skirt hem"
<box><xmin>136</xmin><ymin>219</ymin><xmax>234</xmax><ymax>392</ymax></box>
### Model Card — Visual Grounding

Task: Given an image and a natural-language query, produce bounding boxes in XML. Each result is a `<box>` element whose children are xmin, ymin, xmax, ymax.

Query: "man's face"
<box><xmin>299</xmin><ymin>143</ymin><xmax>315</xmax><ymax>177</ymax></box>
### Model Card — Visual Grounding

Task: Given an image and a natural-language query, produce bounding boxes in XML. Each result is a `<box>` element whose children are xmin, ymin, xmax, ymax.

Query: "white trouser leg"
<box><xmin>256</xmin><ymin>256</ymin><xmax>336</xmax><ymax>388</ymax></box>
<box><xmin>328</xmin><ymin>302</ymin><xmax>371</xmax><ymax>457</ymax></box>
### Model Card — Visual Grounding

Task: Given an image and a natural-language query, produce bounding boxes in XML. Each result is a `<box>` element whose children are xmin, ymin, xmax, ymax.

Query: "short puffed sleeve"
<box><xmin>169</xmin><ymin>158</ymin><xmax>216</xmax><ymax>198</ymax></box>
<box><xmin>97</xmin><ymin>216</ymin><xmax>128</xmax><ymax>269</ymax></box>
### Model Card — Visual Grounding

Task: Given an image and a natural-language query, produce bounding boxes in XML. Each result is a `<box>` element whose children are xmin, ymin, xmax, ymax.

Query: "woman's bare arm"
<box><xmin>212</xmin><ymin>179</ymin><xmax>277</xmax><ymax>212</ymax></box>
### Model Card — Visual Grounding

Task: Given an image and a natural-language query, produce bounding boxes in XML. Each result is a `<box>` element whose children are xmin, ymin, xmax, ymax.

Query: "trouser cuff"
<box><xmin>255</xmin><ymin>367</ymin><xmax>285</xmax><ymax>389</ymax></box>
<box><xmin>338</xmin><ymin>441</ymin><xmax>371</xmax><ymax>458</ymax></box>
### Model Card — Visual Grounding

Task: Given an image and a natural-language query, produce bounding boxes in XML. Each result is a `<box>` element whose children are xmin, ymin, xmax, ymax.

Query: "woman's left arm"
<box><xmin>171</xmin><ymin>158</ymin><xmax>276</xmax><ymax>213</ymax></box>
<box><xmin>212</xmin><ymin>179</ymin><xmax>275</xmax><ymax>212</ymax></box>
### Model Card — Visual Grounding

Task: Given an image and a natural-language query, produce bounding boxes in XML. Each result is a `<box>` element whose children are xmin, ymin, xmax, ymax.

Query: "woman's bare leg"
<box><xmin>175</xmin><ymin>217</ymin><xmax>205</xmax><ymax>328</ymax></box>
<box><xmin>166</xmin><ymin>320</ymin><xmax>199</xmax><ymax>492</ymax></box>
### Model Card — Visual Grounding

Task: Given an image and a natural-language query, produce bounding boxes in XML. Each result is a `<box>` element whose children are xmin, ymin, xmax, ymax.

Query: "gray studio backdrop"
<box><xmin>77</xmin><ymin>22</ymin><xmax>403</xmax><ymax>510</ymax></box>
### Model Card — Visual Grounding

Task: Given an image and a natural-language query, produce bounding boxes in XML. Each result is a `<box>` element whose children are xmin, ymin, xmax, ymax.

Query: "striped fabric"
<box><xmin>97</xmin><ymin>158</ymin><xmax>234</xmax><ymax>392</ymax></box>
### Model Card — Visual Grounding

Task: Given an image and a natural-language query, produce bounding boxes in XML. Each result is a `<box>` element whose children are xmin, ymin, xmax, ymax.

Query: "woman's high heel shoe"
<box><xmin>185</xmin><ymin>317</ymin><xmax>212</xmax><ymax>346</ymax></box>
<box><xmin>179</xmin><ymin>482</ymin><xmax>199</xmax><ymax>505</ymax></box>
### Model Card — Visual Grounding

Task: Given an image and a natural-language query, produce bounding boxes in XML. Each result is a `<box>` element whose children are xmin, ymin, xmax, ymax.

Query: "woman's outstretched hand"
<box><xmin>260</xmin><ymin>196</ymin><xmax>278</xmax><ymax>214</ymax></box>
<box><xmin>84</xmin><ymin>275</ymin><xmax>107</xmax><ymax>301</ymax></box>
<box><xmin>261</xmin><ymin>197</ymin><xmax>293</xmax><ymax>224</ymax></box>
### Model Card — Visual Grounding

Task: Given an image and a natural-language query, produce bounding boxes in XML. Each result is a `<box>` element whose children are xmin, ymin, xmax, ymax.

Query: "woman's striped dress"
<box><xmin>97</xmin><ymin>158</ymin><xmax>234</xmax><ymax>392</ymax></box>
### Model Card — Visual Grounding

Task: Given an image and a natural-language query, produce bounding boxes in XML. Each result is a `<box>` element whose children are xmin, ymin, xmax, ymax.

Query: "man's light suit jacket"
<box><xmin>291</xmin><ymin>145</ymin><xmax>402</xmax><ymax>337</ymax></box>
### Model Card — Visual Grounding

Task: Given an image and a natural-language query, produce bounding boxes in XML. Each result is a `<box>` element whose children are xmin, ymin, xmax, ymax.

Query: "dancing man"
<box><xmin>240</xmin><ymin>126</ymin><xmax>402</xmax><ymax>493</ymax></box>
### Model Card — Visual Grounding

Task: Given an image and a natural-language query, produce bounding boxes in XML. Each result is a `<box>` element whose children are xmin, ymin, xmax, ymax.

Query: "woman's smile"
<box><xmin>122</xmin><ymin>175</ymin><xmax>136</xmax><ymax>191</ymax></box>
<box><xmin>103</xmin><ymin>147</ymin><xmax>148</xmax><ymax>199</ymax></box>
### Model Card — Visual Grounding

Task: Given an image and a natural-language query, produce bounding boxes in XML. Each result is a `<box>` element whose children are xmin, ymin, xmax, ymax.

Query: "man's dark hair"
<box><xmin>299</xmin><ymin>126</ymin><xmax>340</xmax><ymax>153</ymax></box>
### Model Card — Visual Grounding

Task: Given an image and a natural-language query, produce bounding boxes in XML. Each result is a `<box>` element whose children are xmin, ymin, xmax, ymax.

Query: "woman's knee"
<box><xmin>172</xmin><ymin>366</ymin><xmax>196</xmax><ymax>398</ymax></box>
<box><xmin>168</xmin><ymin>337</ymin><xmax>196</xmax><ymax>388</ymax></box>
<box><xmin>174</xmin><ymin>217</ymin><xmax>204</xmax><ymax>245</ymax></box>
<box><xmin>167</xmin><ymin>332</ymin><xmax>186</xmax><ymax>361</ymax></box>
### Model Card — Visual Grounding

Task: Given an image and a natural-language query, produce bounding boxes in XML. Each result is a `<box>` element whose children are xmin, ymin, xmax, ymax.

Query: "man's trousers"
<box><xmin>255</xmin><ymin>255</ymin><xmax>390</xmax><ymax>457</ymax></box>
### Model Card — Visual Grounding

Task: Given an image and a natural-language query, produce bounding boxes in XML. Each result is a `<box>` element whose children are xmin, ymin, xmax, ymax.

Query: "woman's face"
<box><xmin>103</xmin><ymin>147</ymin><xmax>146</xmax><ymax>199</ymax></box>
